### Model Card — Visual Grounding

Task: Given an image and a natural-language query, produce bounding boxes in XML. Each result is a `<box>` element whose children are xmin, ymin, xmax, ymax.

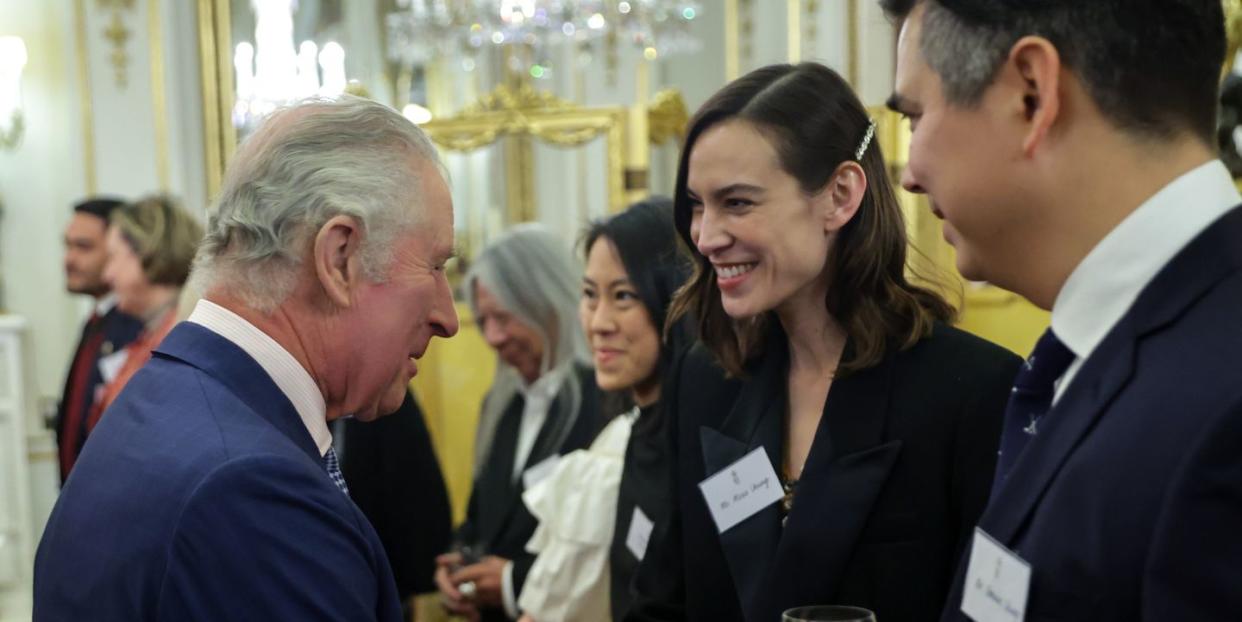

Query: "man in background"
<box><xmin>55</xmin><ymin>197</ymin><xmax>142</xmax><ymax>482</ymax></box>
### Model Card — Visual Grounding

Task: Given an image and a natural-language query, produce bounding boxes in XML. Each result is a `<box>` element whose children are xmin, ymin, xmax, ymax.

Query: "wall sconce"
<box><xmin>0</xmin><ymin>36</ymin><xmax>27</xmax><ymax>150</ymax></box>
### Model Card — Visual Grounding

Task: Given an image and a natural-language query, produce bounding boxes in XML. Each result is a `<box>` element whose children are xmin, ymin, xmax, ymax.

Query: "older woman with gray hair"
<box><xmin>436</xmin><ymin>223</ymin><xmax>602</xmax><ymax>622</ymax></box>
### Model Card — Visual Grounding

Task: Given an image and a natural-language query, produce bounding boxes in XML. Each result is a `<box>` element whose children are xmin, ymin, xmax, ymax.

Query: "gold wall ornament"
<box><xmin>1225</xmin><ymin>0</ymin><xmax>1242</xmax><ymax>76</ymax></box>
<box><xmin>739</xmin><ymin>0</ymin><xmax>755</xmax><ymax>73</ymax></box>
<box><xmin>419</xmin><ymin>81</ymin><xmax>628</xmax><ymax>221</ymax></box>
<box><xmin>99</xmin><ymin>0</ymin><xmax>136</xmax><ymax>88</ymax></box>
<box><xmin>647</xmin><ymin>88</ymin><xmax>689</xmax><ymax>145</ymax></box>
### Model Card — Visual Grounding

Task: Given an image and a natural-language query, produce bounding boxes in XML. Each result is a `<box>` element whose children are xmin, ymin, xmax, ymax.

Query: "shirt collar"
<box><xmin>187</xmin><ymin>299</ymin><xmax>332</xmax><ymax>456</ymax></box>
<box><xmin>517</xmin><ymin>364</ymin><xmax>569</xmax><ymax>401</ymax></box>
<box><xmin>1052</xmin><ymin>159</ymin><xmax>1241</xmax><ymax>360</ymax></box>
<box><xmin>95</xmin><ymin>293</ymin><xmax>118</xmax><ymax>316</ymax></box>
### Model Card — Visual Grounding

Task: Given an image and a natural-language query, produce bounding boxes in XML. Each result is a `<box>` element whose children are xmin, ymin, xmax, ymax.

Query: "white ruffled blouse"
<box><xmin>517</xmin><ymin>408</ymin><xmax>639</xmax><ymax>622</ymax></box>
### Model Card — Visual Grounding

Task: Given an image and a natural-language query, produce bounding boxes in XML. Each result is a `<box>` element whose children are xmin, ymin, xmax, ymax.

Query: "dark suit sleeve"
<box><xmin>1143</xmin><ymin>398</ymin><xmax>1242</xmax><ymax>618</ymax></box>
<box><xmin>342</xmin><ymin>391</ymin><xmax>452</xmax><ymax>597</ymax></box>
<box><xmin>157</xmin><ymin>455</ymin><xmax>391</xmax><ymax>621</ymax></box>
<box><xmin>510</xmin><ymin>552</ymin><xmax>536</xmax><ymax>598</ymax></box>
<box><xmin>625</xmin><ymin>348</ymin><xmax>690</xmax><ymax>622</ymax></box>
<box><xmin>949</xmin><ymin>351</ymin><xmax>1019</xmax><ymax>566</ymax></box>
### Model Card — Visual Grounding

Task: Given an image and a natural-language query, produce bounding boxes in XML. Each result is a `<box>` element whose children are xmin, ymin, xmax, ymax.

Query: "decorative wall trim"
<box><xmin>74</xmin><ymin>0</ymin><xmax>97</xmax><ymax>193</ymax></box>
<box><xmin>148</xmin><ymin>0</ymin><xmax>170</xmax><ymax>190</ymax></box>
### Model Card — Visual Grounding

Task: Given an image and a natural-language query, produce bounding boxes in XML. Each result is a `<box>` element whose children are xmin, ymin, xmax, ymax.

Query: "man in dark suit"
<box><xmin>55</xmin><ymin>197</ymin><xmax>143</xmax><ymax>481</ymax></box>
<box><xmin>34</xmin><ymin>97</ymin><xmax>460</xmax><ymax>620</ymax></box>
<box><xmin>884</xmin><ymin>0</ymin><xmax>1242</xmax><ymax>619</ymax></box>
<box><xmin>336</xmin><ymin>389</ymin><xmax>453</xmax><ymax>615</ymax></box>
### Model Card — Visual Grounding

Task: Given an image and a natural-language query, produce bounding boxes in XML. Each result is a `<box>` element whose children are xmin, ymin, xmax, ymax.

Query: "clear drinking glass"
<box><xmin>781</xmin><ymin>605</ymin><xmax>878</xmax><ymax>622</ymax></box>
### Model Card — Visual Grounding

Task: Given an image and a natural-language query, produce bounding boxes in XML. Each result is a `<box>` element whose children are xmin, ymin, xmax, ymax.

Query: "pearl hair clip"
<box><xmin>855</xmin><ymin>119</ymin><xmax>877</xmax><ymax>161</ymax></box>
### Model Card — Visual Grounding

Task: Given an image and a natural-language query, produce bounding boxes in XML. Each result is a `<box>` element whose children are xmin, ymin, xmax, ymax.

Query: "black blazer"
<box><xmin>943</xmin><ymin>205</ymin><xmax>1242</xmax><ymax>621</ymax></box>
<box><xmin>631</xmin><ymin>323</ymin><xmax>1019</xmax><ymax>622</ymax></box>
<box><xmin>456</xmin><ymin>363</ymin><xmax>603</xmax><ymax>621</ymax></box>
<box><xmin>337</xmin><ymin>390</ymin><xmax>452</xmax><ymax>601</ymax></box>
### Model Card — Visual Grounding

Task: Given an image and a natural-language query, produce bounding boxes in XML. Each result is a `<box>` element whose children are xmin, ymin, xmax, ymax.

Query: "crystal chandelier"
<box><xmin>386</xmin><ymin>0</ymin><xmax>702</xmax><ymax>74</ymax></box>
<box><xmin>232</xmin><ymin>0</ymin><xmax>350</xmax><ymax>133</ymax></box>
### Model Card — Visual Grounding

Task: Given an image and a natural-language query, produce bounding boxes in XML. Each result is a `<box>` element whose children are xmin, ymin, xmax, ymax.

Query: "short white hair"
<box><xmin>191</xmin><ymin>95</ymin><xmax>444</xmax><ymax>312</ymax></box>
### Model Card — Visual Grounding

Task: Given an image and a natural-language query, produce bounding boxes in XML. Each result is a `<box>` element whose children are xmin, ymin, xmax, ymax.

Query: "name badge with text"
<box><xmin>626</xmin><ymin>506</ymin><xmax>654</xmax><ymax>561</ymax></box>
<box><xmin>698</xmin><ymin>446</ymin><xmax>783</xmax><ymax>533</ymax></box>
<box><xmin>961</xmin><ymin>527</ymin><xmax>1031</xmax><ymax>622</ymax></box>
<box><xmin>522</xmin><ymin>455</ymin><xmax>560</xmax><ymax>490</ymax></box>
<box><xmin>98</xmin><ymin>349</ymin><xmax>130</xmax><ymax>384</ymax></box>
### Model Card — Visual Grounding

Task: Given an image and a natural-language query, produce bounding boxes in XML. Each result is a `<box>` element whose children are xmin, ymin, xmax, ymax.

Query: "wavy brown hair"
<box><xmin>666</xmin><ymin>62</ymin><xmax>954</xmax><ymax>377</ymax></box>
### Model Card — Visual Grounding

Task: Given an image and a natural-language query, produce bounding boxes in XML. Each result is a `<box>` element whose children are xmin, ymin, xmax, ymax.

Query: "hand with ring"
<box><xmin>458</xmin><ymin>580</ymin><xmax>478</xmax><ymax>600</ymax></box>
<box><xmin>435</xmin><ymin>552</ymin><xmax>479</xmax><ymax>619</ymax></box>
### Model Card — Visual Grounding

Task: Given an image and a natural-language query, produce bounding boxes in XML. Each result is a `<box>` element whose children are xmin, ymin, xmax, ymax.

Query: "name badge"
<box><xmin>626</xmin><ymin>506</ymin><xmax>654</xmax><ymax>561</ymax></box>
<box><xmin>961</xmin><ymin>527</ymin><xmax>1031</xmax><ymax>622</ymax></box>
<box><xmin>698</xmin><ymin>446</ymin><xmax>783</xmax><ymax>533</ymax></box>
<box><xmin>522</xmin><ymin>454</ymin><xmax>560</xmax><ymax>490</ymax></box>
<box><xmin>98</xmin><ymin>349</ymin><xmax>130</xmax><ymax>384</ymax></box>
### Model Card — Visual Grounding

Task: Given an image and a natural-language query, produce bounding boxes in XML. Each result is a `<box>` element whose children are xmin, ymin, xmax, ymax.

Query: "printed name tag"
<box><xmin>626</xmin><ymin>506</ymin><xmax>654</xmax><ymax>561</ymax></box>
<box><xmin>961</xmin><ymin>527</ymin><xmax>1031</xmax><ymax>622</ymax></box>
<box><xmin>522</xmin><ymin>455</ymin><xmax>560</xmax><ymax>490</ymax></box>
<box><xmin>98</xmin><ymin>349</ymin><xmax>130</xmax><ymax>384</ymax></box>
<box><xmin>698</xmin><ymin>446</ymin><xmax>783</xmax><ymax>533</ymax></box>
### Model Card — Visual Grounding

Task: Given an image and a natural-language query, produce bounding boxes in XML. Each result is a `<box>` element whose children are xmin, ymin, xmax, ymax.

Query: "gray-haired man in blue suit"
<box><xmin>34</xmin><ymin>96</ymin><xmax>459</xmax><ymax>621</ymax></box>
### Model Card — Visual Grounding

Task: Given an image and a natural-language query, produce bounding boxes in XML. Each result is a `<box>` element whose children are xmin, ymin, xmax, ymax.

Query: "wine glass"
<box><xmin>782</xmin><ymin>605</ymin><xmax>877</xmax><ymax>622</ymax></box>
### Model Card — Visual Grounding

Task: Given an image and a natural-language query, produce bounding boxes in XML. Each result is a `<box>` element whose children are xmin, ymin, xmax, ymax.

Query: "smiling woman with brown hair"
<box><xmin>628</xmin><ymin>62</ymin><xmax>1021</xmax><ymax>622</ymax></box>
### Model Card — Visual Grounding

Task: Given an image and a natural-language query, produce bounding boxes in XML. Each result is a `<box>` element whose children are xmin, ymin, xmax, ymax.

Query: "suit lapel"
<box><xmin>153</xmin><ymin>323</ymin><xmax>319</xmax><ymax>463</ymax></box>
<box><xmin>981</xmin><ymin>205</ymin><xmax>1242</xmax><ymax>546</ymax></box>
<box><xmin>699</xmin><ymin>340</ymin><xmax>785</xmax><ymax>617</ymax></box>
<box><xmin>476</xmin><ymin>393</ymin><xmax>526</xmax><ymax>546</ymax></box>
<box><xmin>769</xmin><ymin>341</ymin><xmax>902</xmax><ymax>610</ymax></box>
<box><xmin>979</xmin><ymin>330</ymin><xmax>1135</xmax><ymax>545</ymax></box>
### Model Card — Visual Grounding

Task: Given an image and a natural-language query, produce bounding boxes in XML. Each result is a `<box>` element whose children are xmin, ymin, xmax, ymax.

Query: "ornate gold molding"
<box><xmin>420</xmin><ymin>82</ymin><xmax>628</xmax><ymax>218</ymax></box>
<box><xmin>98</xmin><ymin>0</ymin><xmax>136</xmax><ymax>88</ymax></box>
<box><xmin>847</xmin><ymin>0</ymin><xmax>860</xmax><ymax>88</ymax></box>
<box><xmin>197</xmin><ymin>0</ymin><xmax>234</xmax><ymax>200</ymax></box>
<box><xmin>787</xmin><ymin>0</ymin><xmax>801</xmax><ymax>63</ymax></box>
<box><xmin>1225</xmin><ymin>0</ymin><xmax>1242</xmax><ymax>76</ymax></box>
<box><xmin>75</xmin><ymin>0</ymin><xmax>97</xmax><ymax>193</ymax></box>
<box><xmin>647</xmin><ymin>89</ymin><xmax>688</xmax><ymax>145</ymax></box>
<box><xmin>148</xmin><ymin>0</ymin><xmax>169</xmax><ymax>190</ymax></box>
<box><xmin>725</xmin><ymin>0</ymin><xmax>739</xmax><ymax>80</ymax></box>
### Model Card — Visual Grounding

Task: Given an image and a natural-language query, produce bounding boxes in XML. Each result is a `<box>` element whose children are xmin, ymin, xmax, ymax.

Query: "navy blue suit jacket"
<box><xmin>34</xmin><ymin>322</ymin><xmax>402</xmax><ymax>621</ymax></box>
<box><xmin>943</xmin><ymin>205</ymin><xmax>1242</xmax><ymax>621</ymax></box>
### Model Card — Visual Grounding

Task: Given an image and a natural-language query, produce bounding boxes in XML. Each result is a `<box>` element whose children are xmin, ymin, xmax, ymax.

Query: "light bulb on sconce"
<box><xmin>0</xmin><ymin>36</ymin><xmax>27</xmax><ymax>151</ymax></box>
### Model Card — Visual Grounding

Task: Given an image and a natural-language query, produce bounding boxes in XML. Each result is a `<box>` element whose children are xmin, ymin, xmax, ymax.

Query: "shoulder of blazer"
<box><xmin>895</xmin><ymin>322</ymin><xmax>1022</xmax><ymax>383</ymax></box>
<box><xmin>674</xmin><ymin>343</ymin><xmax>747</xmax><ymax>426</ymax></box>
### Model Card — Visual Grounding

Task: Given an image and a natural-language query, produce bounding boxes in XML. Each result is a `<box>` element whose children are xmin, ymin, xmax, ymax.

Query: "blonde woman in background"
<box><xmin>90</xmin><ymin>195</ymin><xmax>203</xmax><ymax>425</ymax></box>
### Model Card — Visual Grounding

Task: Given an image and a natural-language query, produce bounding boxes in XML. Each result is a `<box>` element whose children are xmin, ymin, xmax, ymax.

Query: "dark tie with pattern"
<box><xmin>324</xmin><ymin>446</ymin><xmax>349</xmax><ymax>495</ymax></box>
<box><xmin>991</xmin><ymin>328</ymin><xmax>1075</xmax><ymax>495</ymax></box>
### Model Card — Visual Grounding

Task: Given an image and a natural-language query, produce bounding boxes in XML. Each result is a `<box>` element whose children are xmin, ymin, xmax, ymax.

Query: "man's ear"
<box><xmin>821</xmin><ymin>161</ymin><xmax>867</xmax><ymax>233</ymax></box>
<box><xmin>312</xmin><ymin>215</ymin><xmax>365</xmax><ymax>308</ymax></box>
<box><xmin>1007</xmin><ymin>35</ymin><xmax>1063</xmax><ymax>156</ymax></box>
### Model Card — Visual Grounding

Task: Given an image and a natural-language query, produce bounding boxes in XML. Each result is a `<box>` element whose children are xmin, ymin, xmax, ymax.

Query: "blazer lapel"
<box><xmin>982</xmin><ymin>205</ymin><xmax>1242</xmax><ymax>546</ymax></box>
<box><xmin>700</xmin><ymin>343</ymin><xmax>785</xmax><ymax>618</ymax></box>
<box><xmin>769</xmin><ymin>340</ymin><xmax>902</xmax><ymax>609</ymax></box>
<box><xmin>153</xmin><ymin>323</ymin><xmax>320</xmax><ymax>463</ymax></box>
<box><xmin>979</xmin><ymin>329</ymin><xmax>1135</xmax><ymax>545</ymax></box>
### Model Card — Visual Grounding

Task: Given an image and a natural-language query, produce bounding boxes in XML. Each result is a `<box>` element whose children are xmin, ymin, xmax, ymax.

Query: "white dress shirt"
<box><xmin>187</xmin><ymin>299</ymin><xmax>332</xmax><ymax>457</ymax></box>
<box><xmin>511</xmin><ymin>365</ymin><xmax>569</xmax><ymax>480</ymax></box>
<box><xmin>1051</xmin><ymin>159</ymin><xmax>1242</xmax><ymax>402</ymax></box>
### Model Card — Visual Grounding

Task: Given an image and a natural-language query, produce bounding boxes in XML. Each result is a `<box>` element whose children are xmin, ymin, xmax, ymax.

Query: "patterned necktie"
<box><xmin>991</xmin><ymin>328</ymin><xmax>1075</xmax><ymax>494</ymax></box>
<box><xmin>323</xmin><ymin>446</ymin><xmax>349</xmax><ymax>495</ymax></box>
